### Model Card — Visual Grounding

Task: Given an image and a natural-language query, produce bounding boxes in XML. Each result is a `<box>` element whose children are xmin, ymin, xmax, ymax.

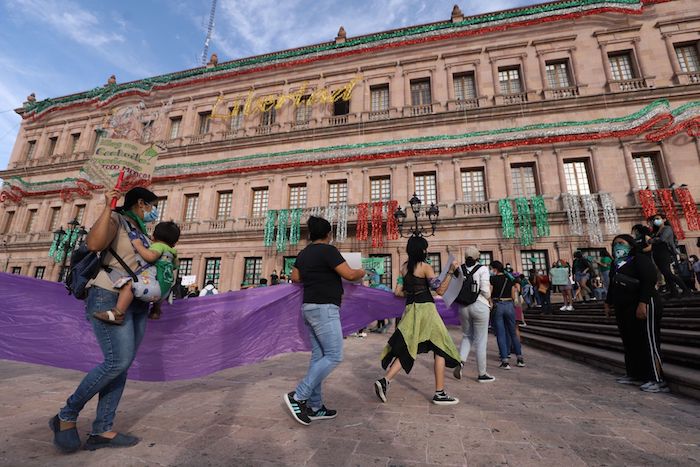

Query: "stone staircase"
<box><xmin>520</xmin><ymin>296</ymin><xmax>700</xmax><ymax>399</ymax></box>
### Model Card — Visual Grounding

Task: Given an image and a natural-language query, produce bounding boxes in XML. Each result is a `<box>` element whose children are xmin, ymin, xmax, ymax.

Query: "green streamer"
<box><xmin>263</xmin><ymin>210</ymin><xmax>276</xmax><ymax>247</ymax></box>
<box><xmin>48</xmin><ymin>237</ymin><xmax>58</xmax><ymax>258</ymax></box>
<box><xmin>289</xmin><ymin>208</ymin><xmax>302</xmax><ymax>245</ymax></box>
<box><xmin>498</xmin><ymin>199</ymin><xmax>516</xmax><ymax>239</ymax></box>
<box><xmin>532</xmin><ymin>195</ymin><xmax>550</xmax><ymax>237</ymax></box>
<box><xmin>515</xmin><ymin>198</ymin><xmax>534</xmax><ymax>247</ymax></box>
<box><xmin>276</xmin><ymin>209</ymin><xmax>289</xmax><ymax>252</ymax></box>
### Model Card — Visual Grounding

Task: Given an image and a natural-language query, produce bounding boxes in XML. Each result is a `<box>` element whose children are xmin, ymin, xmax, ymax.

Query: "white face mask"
<box><xmin>653</xmin><ymin>219</ymin><xmax>663</xmax><ymax>227</ymax></box>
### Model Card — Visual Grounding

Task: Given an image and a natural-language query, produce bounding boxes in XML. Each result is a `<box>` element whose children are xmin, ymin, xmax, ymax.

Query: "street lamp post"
<box><xmin>393</xmin><ymin>193</ymin><xmax>440</xmax><ymax>237</ymax></box>
<box><xmin>48</xmin><ymin>218</ymin><xmax>86</xmax><ymax>282</ymax></box>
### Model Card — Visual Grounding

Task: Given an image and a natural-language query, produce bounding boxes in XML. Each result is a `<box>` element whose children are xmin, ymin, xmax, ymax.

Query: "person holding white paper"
<box><xmin>374</xmin><ymin>236</ymin><xmax>461</xmax><ymax>405</ymax></box>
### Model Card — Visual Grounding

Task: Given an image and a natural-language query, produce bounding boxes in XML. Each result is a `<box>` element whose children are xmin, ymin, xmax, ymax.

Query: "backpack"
<box><xmin>204</xmin><ymin>287</ymin><xmax>215</xmax><ymax>296</ymax></box>
<box><xmin>64</xmin><ymin>244</ymin><xmax>133</xmax><ymax>300</ymax></box>
<box><xmin>454</xmin><ymin>264</ymin><xmax>482</xmax><ymax>306</ymax></box>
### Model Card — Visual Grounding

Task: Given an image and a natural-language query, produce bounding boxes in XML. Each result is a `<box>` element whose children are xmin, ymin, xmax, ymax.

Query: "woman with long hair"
<box><xmin>604</xmin><ymin>234</ymin><xmax>668</xmax><ymax>393</ymax></box>
<box><xmin>374</xmin><ymin>236</ymin><xmax>461</xmax><ymax>405</ymax></box>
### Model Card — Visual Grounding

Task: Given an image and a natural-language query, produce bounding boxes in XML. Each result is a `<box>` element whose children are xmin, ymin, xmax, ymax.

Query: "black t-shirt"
<box><xmin>490</xmin><ymin>274</ymin><xmax>514</xmax><ymax>299</ymax></box>
<box><xmin>294</xmin><ymin>243</ymin><xmax>346</xmax><ymax>306</ymax></box>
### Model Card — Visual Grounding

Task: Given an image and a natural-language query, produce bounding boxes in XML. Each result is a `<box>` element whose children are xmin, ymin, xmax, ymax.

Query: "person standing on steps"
<box><xmin>489</xmin><ymin>261</ymin><xmax>525</xmax><ymax>370</ymax></box>
<box><xmin>374</xmin><ymin>235</ymin><xmax>462</xmax><ymax>405</ymax></box>
<box><xmin>283</xmin><ymin>216</ymin><xmax>365</xmax><ymax>426</ymax></box>
<box><xmin>604</xmin><ymin>234</ymin><xmax>669</xmax><ymax>393</ymax></box>
<box><xmin>452</xmin><ymin>246</ymin><xmax>495</xmax><ymax>383</ymax></box>
<box><xmin>649</xmin><ymin>213</ymin><xmax>690</xmax><ymax>299</ymax></box>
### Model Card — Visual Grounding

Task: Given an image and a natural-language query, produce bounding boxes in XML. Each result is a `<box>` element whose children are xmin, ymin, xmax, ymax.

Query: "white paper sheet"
<box><xmin>341</xmin><ymin>252</ymin><xmax>363</xmax><ymax>282</ymax></box>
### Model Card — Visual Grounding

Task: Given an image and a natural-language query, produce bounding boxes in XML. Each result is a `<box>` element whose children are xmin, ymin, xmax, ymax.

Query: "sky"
<box><xmin>0</xmin><ymin>0</ymin><xmax>535</xmax><ymax>171</ymax></box>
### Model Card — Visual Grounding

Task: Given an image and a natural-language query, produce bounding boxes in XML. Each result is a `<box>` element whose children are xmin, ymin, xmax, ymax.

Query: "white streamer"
<box><xmin>581</xmin><ymin>194</ymin><xmax>603</xmax><ymax>244</ymax></box>
<box><xmin>562</xmin><ymin>193</ymin><xmax>583</xmax><ymax>236</ymax></box>
<box><xmin>599</xmin><ymin>192</ymin><xmax>620</xmax><ymax>235</ymax></box>
<box><xmin>336</xmin><ymin>203</ymin><xmax>348</xmax><ymax>243</ymax></box>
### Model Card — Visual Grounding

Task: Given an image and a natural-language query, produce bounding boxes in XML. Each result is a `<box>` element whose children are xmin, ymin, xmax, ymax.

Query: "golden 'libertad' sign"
<box><xmin>210</xmin><ymin>75</ymin><xmax>362</xmax><ymax>121</ymax></box>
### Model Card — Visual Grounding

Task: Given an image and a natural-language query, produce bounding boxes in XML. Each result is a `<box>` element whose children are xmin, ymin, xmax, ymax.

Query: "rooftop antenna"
<box><xmin>200</xmin><ymin>0</ymin><xmax>218</xmax><ymax>66</ymax></box>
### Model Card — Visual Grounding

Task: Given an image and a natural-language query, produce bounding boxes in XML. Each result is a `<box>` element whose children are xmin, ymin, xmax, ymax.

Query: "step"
<box><xmin>524</xmin><ymin>314</ymin><xmax>700</xmax><ymax>330</ymax></box>
<box><xmin>522</xmin><ymin>320</ymin><xmax>700</xmax><ymax>347</ymax></box>
<box><xmin>521</xmin><ymin>333</ymin><xmax>700</xmax><ymax>400</ymax></box>
<box><xmin>529</xmin><ymin>307</ymin><xmax>700</xmax><ymax>318</ymax></box>
<box><xmin>521</xmin><ymin>326</ymin><xmax>700</xmax><ymax>368</ymax></box>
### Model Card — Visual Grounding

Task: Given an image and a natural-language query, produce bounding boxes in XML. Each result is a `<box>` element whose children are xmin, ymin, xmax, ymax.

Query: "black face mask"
<box><xmin>465</xmin><ymin>258</ymin><xmax>476</xmax><ymax>267</ymax></box>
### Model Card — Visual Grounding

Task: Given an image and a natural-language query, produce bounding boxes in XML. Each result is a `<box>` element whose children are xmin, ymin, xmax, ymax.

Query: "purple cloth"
<box><xmin>0</xmin><ymin>272</ymin><xmax>459</xmax><ymax>381</ymax></box>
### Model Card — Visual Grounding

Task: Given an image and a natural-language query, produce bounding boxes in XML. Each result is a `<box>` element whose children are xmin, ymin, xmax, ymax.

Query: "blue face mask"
<box><xmin>143</xmin><ymin>206</ymin><xmax>159</xmax><ymax>223</ymax></box>
<box><xmin>613</xmin><ymin>243</ymin><xmax>631</xmax><ymax>260</ymax></box>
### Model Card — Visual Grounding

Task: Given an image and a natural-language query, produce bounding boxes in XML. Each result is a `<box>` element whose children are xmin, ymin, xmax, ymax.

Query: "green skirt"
<box><xmin>381</xmin><ymin>302</ymin><xmax>461</xmax><ymax>373</ymax></box>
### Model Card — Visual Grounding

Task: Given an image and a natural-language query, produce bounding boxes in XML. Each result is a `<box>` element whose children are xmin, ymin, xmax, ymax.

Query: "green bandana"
<box><xmin>123</xmin><ymin>210</ymin><xmax>148</xmax><ymax>235</ymax></box>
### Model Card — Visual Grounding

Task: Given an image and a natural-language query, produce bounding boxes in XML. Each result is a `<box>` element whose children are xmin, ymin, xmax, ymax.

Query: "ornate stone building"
<box><xmin>1</xmin><ymin>0</ymin><xmax>699</xmax><ymax>290</ymax></box>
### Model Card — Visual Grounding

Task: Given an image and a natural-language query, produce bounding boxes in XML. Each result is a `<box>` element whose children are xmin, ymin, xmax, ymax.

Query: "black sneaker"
<box><xmin>516</xmin><ymin>358</ymin><xmax>525</xmax><ymax>367</ymax></box>
<box><xmin>374</xmin><ymin>378</ymin><xmax>388</xmax><ymax>403</ymax></box>
<box><xmin>308</xmin><ymin>405</ymin><xmax>337</xmax><ymax>420</ymax></box>
<box><xmin>499</xmin><ymin>362</ymin><xmax>511</xmax><ymax>370</ymax></box>
<box><xmin>453</xmin><ymin>363</ymin><xmax>463</xmax><ymax>380</ymax></box>
<box><xmin>283</xmin><ymin>392</ymin><xmax>311</xmax><ymax>426</ymax></box>
<box><xmin>432</xmin><ymin>391</ymin><xmax>459</xmax><ymax>405</ymax></box>
<box><xmin>477</xmin><ymin>374</ymin><xmax>496</xmax><ymax>383</ymax></box>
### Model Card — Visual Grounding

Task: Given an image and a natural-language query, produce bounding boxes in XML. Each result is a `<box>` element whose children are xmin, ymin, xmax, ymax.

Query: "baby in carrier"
<box><xmin>93</xmin><ymin>220</ymin><xmax>180</xmax><ymax>325</ymax></box>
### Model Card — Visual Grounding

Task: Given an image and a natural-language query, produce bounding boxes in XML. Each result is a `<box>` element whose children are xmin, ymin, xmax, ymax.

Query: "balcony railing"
<box><xmin>615</xmin><ymin>78</ymin><xmax>648</xmax><ymax>91</ymax></box>
<box><xmin>502</xmin><ymin>92</ymin><xmax>528</xmax><ymax>105</ymax></box>
<box><xmin>456</xmin><ymin>98</ymin><xmax>480</xmax><ymax>110</ymax></box>
<box><xmin>255</xmin><ymin>125</ymin><xmax>273</xmax><ymax>135</ymax></box>
<box><xmin>546</xmin><ymin>86</ymin><xmax>580</xmax><ymax>99</ymax></box>
<box><xmin>455</xmin><ymin>201</ymin><xmax>491</xmax><ymax>216</ymax></box>
<box><xmin>409</xmin><ymin>104</ymin><xmax>433</xmax><ymax>116</ymax></box>
<box><xmin>327</xmin><ymin>114</ymin><xmax>349</xmax><ymax>126</ymax></box>
<box><xmin>189</xmin><ymin>134</ymin><xmax>209</xmax><ymax>144</ymax></box>
<box><xmin>368</xmin><ymin>110</ymin><xmax>390</xmax><ymax>121</ymax></box>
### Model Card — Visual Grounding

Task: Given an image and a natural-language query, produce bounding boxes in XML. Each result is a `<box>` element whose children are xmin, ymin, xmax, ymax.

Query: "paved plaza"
<box><xmin>1</xmin><ymin>329</ymin><xmax>700</xmax><ymax>466</ymax></box>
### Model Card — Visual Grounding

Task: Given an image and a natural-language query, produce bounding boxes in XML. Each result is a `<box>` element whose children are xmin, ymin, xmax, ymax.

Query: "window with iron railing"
<box><xmin>295</xmin><ymin>97</ymin><xmax>312</xmax><ymax>124</ymax></box>
<box><xmin>261</xmin><ymin>104</ymin><xmax>276</xmax><ymax>126</ymax></box>
<box><xmin>155</xmin><ymin>197</ymin><xmax>168</xmax><ymax>223</ymax></box>
<box><xmin>74</xmin><ymin>205</ymin><xmax>86</xmax><ymax>225</ymax></box>
<box><xmin>2</xmin><ymin>211</ymin><xmax>15</xmax><ymax>234</ymax></box>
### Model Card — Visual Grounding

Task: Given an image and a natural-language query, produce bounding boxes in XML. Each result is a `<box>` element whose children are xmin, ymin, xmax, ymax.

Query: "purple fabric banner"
<box><xmin>0</xmin><ymin>272</ymin><xmax>459</xmax><ymax>381</ymax></box>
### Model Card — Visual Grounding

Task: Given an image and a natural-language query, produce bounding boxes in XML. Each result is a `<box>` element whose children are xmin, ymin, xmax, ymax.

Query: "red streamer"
<box><xmin>675</xmin><ymin>187</ymin><xmax>700</xmax><ymax>231</ymax></box>
<box><xmin>658</xmin><ymin>189</ymin><xmax>685</xmax><ymax>240</ymax></box>
<box><xmin>371</xmin><ymin>201</ymin><xmax>384</xmax><ymax>248</ymax></box>
<box><xmin>638</xmin><ymin>190</ymin><xmax>657</xmax><ymax>220</ymax></box>
<box><xmin>386</xmin><ymin>200</ymin><xmax>399</xmax><ymax>240</ymax></box>
<box><xmin>356</xmin><ymin>203</ymin><xmax>368</xmax><ymax>241</ymax></box>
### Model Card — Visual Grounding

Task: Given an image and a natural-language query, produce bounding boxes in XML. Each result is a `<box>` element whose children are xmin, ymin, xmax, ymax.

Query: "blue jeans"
<box><xmin>492</xmin><ymin>301</ymin><xmax>522</xmax><ymax>361</ymax></box>
<box><xmin>601</xmin><ymin>269</ymin><xmax>610</xmax><ymax>291</ymax></box>
<box><xmin>294</xmin><ymin>303</ymin><xmax>343</xmax><ymax>410</ymax></box>
<box><xmin>59</xmin><ymin>286</ymin><xmax>148</xmax><ymax>434</ymax></box>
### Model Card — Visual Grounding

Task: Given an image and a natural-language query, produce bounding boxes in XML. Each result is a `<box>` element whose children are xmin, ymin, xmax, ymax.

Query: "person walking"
<box><xmin>649</xmin><ymin>213</ymin><xmax>690</xmax><ymax>298</ymax></box>
<box><xmin>604</xmin><ymin>234</ymin><xmax>669</xmax><ymax>393</ymax></box>
<box><xmin>452</xmin><ymin>246</ymin><xmax>495</xmax><ymax>383</ymax></box>
<box><xmin>573</xmin><ymin>251</ymin><xmax>593</xmax><ymax>301</ymax></box>
<box><xmin>676</xmin><ymin>254</ymin><xmax>696</xmax><ymax>291</ymax></box>
<box><xmin>598</xmin><ymin>250</ymin><xmax>613</xmax><ymax>295</ymax></box>
<box><xmin>535</xmin><ymin>269</ymin><xmax>552</xmax><ymax>313</ymax></box>
<box><xmin>490</xmin><ymin>261</ymin><xmax>525</xmax><ymax>370</ymax></box>
<box><xmin>49</xmin><ymin>187</ymin><xmax>160</xmax><ymax>453</ymax></box>
<box><xmin>284</xmin><ymin>216</ymin><xmax>365</xmax><ymax>425</ymax></box>
<box><xmin>374</xmin><ymin>236</ymin><xmax>462</xmax><ymax>405</ymax></box>
<box><xmin>551</xmin><ymin>259</ymin><xmax>573</xmax><ymax>311</ymax></box>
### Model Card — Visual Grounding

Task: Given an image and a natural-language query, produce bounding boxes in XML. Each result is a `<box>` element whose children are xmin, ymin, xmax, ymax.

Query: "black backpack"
<box><xmin>454</xmin><ymin>264</ymin><xmax>482</xmax><ymax>306</ymax></box>
<box><xmin>65</xmin><ymin>244</ymin><xmax>136</xmax><ymax>300</ymax></box>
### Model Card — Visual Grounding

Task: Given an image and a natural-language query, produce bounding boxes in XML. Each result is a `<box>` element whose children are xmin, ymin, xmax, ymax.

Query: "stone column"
<box><xmin>452</xmin><ymin>158</ymin><xmax>461</xmax><ymax>201</ymax></box>
<box><xmin>598</xmin><ymin>43</ymin><xmax>614</xmax><ymax>83</ymax></box>
<box><xmin>361</xmin><ymin>168</ymin><xmax>369</xmax><ymax>202</ymax></box>
<box><xmin>490</xmin><ymin>58</ymin><xmax>500</xmax><ymax>98</ymax></box>
<box><xmin>536</xmin><ymin>51</ymin><xmax>548</xmax><ymax>91</ymax></box>
<box><xmin>587</xmin><ymin>146</ymin><xmax>602</xmax><ymax>193</ymax></box>
<box><xmin>632</xmin><ymin>38</ymin><xmax>649</xmax><ymax>78</ymax></box>
<box><xmin>658</xmin><ymin>141</ymin><xmax>676</xmax><ymax>185</ymax></box>
<box><xmin>405</xmin><ymin>163</ymin><xmax>413</xmax><ymax>200</ymax></box>
<box><xmin>662</xmin><ymin>33</ymin><xmax>682</xmax><ymax>75</ymax></box>
<box><xmin>554</xmin><ymin>148</ymin><xmax>567</xmax><ymax>194</ymax></box>
<box><xmin>501</xmin><ymin>153</ymin><xmax>512</xmax><ymax>198</ymax></box>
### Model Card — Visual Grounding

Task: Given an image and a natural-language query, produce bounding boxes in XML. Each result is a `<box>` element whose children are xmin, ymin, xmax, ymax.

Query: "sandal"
<box><xmin>83</xmin><ymin>433</ymin><xmax>140</xmax><ymax>451</ymax></box>
<box><xmin>92</xmin><ymin>308</ymin><xmax>125</xmax><ymax>325</ymax></box>
<box><xmin>48</xmin><ymin>414</ymin><xmax>81</xmax><ymax>453</ymax></box>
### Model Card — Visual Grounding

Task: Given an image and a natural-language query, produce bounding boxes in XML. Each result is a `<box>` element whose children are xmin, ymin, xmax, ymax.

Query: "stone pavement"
<box><xmin>1</xmin><ymin>329</ymin><xmax>700</xmax><ymax>467</ymax></box>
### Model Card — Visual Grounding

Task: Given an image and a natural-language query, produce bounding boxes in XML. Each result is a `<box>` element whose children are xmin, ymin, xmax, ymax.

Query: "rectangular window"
<box><xmin>198</xmin><ymin>111</ymin><xmax>211</xmax><ymax>134</ymax></box>
<box><xmin>295</xmin><ymin>97</ymin><xmax>312</xmax><ymax>124</ymax></box>
<box><xmin>184</xmin><ymin>194</ymin><xmax>199</xmax><ymax>222</ymax></box>
<box><xmin>427</xmin><ymin>253</ymin><xmax>442</xmax><ymax>276</ymax></box>
<box><xmin>204</xmin><ymin>257</ymin><xmax>221</xmax><ymax>288</ymax></box>
<box><xmin>216</xmin><ymin>191</ymin><xmax>233</xmax><ymax>220</ymax></box>
<box><xmin>453</xmin><ymin>72</ymin><xmax>477</xmax><ymax>100</ymax></box>
<box><xmin>479</xmin><ymin>251</ymin><xmax>493</xmax><ymax>266</ymax></box>
<box><xmin>370</xmin><ymin>85</ymin><xmax>390</xmax><ymax>112</ymax></box>
<box><xmin>26</xmin><ymin>209</ymin><xmax>38</xmax><ymax>233</ymax></box>
<box><xmin>328</xmin><ymin>180</ymin><xmax>348</xmax><ymax>205</ymax></box>
<box><xmin>511</xmin><ymin>164</ymin><xmax>538</xmax><ymax>197</ymax></box>
<box><xmin>142</xmin><ymin>121</ymin><xmax>153</xmax><ymax>142</ymax></box>
<box><xmin>261</xmin><ymin>104</ymin><xmax>276</xmax><ymax>126</ymax></box>
<box><xmin>289</xmin><ymin>184</ymin><xmax>307</xmax><ymax>209</ymax></box>
<box><xmin>545</xmin><ymin>60</ymin><xmax>572</xmax><ymax>89</ymax></box>
<box><xmin>48</xmin><ymin>136</ymin><xmax>58</xmax><ymax>156</ymax></box>
<box><xmin>675</xmin><ymin>44</ymin><xmax>700</xmax><ymax>73</ymax></box>
<box><xmin>70</xmin><ymin>133</ymin><xmax>80</xmax><ymax>153</ymax></box>
<box><xmin>155</xmin><ymin>197</ymin><xmax>168</xmax><ymax>223</ymax></box>
<box><xmin>370</xmin><ymin>176</ymin><xmax>391</xmax><ymax>203</ymax></box>
<box><xmin>2</xmin><ymin>211</ymin><xmax>15</xmax><ymax>234</ymax></box>
<box><xmin>179</xmin><ymin>258</ymin><xmax>193</xmax><ymax>277</ymax></box>
<box><xmin>243</xmin><ymin>257</ymin><xmax>263</xmax><ymax>286</ymax></box>
<box><xmin>632</xmin><ymin>154</ymin><xmax>663</xmax><ymax>190</ymax></box>
<box><xmin>410</xmin><ymin>79</ymin><xmax>432</xmax><ymax>106</ymax></box>
<box><xmin>251</xmin><ymin>188</ymin><xmax>269</xmax><ymax>217</ymax></box>
<box><xmin>414</xmin><ymin>172</ymin><xmax>438</xmax><ymax>206</ymax></box>
<box><xmin>11</xmin><ymin>266</ymin><xmax>21</xmax><ymax>275</ymax></box>
<box><xmin>521</xmin><ymin>250</ymin><xmax>550</xmax><ymax>274</ymax></box>
<box><xmin>58</xmin><ymin>266</ymin><xmax>68</xmax><ymax>282</ymax></box>
<box><xmin>26</xmin><ymin>140</ymin><xmax>36</xmax><ymax>160</ymax></box>
<box><xmin>230</xmin><ymin>106</ymin><xmax>244</xmax><ymax>130</ymax></box>
<box><xmin>74</xmin><ymin>205</ymin><xmax>86</xmax><ymax>224</ymax></box>
<box><xmin>460</xmin><ymin>169</ymin><xmax>486</xmax><ymax>202</ymax></box>
<box><xmin>499</xmin><ymin>66</ymin><xmax>523</xmax><ymax>94</ymax></box>
<box><xmin>169</xmin><ymin>117</ymin><xmax>182</xmax><ymax>139</ymax></box>
<box><xmin>609</xmin><ymin>52</ymin><xmax>635</xmax><ymax>81</ymax></box>
<box><xmin>49</xmin><ymin>207</ymin><xmax>61</xmax><ymax>231</ymax></box>
<box><xmin>369</xmin><ymin>254</ymin><xmax>393</xmax><ymax>287</ymax></box>
<box><xmin>333</xmin><ymin>98</ymin><xmax>350</xmax><ymax>116</ymax></box>
<box><xmin>563</xmin><ymin>160</ymin><xmax>592</xmax><ymax>196</ymax></box>
<box><xmin>93</xmin><ymin>129</ymin><xmax>104</xmax><ymax>151</ymax></box>
<box><xmin>34</xmin><ymin>266</ymin><xmax>45</xmax><ymax>279</ymax></box>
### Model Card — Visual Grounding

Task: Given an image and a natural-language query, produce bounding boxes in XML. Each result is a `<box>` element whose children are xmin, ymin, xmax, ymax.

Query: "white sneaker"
<box><xmin>566</xmin><ymin>305</ymin><xmax>574</xmax><ymax>311</ymax></box>
<box><xmin>559</xmin><ymin>305</ymin><xmax>567</xmax><ymax>311</ymax></box>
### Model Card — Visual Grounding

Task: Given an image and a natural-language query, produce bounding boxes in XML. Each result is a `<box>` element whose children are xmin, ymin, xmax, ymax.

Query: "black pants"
<box><xmin>655</xmin><ymin>257</ymin><xmax>689</xmax><ymax>297</ymax></box>
<box><xmin>614</xmin><ymin>297</ymin><xmax>664</xmax><ymax>382</ymax></box>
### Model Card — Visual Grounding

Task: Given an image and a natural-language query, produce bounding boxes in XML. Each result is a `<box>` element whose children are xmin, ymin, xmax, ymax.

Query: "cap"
<box><xmin>464</xmin><ymin>246</ymin><xmax>480</xmax><ymax>261</ymax></box>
